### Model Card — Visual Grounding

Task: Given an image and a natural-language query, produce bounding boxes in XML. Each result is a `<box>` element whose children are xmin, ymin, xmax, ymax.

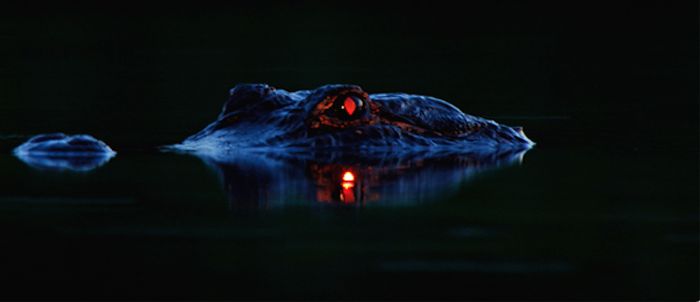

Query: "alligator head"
<box><xmin>176</xmin><ymin>84</ymin><xmax>534</xmax><ymax>153</ymax></box>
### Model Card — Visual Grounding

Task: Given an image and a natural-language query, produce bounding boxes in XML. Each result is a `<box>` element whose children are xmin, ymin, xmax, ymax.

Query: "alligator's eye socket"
<box><xmin>333</xmin><ymin>95</ymin><xmax>364</xmax><ymax>119</ymax></box>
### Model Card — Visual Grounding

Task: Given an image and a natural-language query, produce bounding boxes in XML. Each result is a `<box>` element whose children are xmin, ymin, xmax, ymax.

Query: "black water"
<box><xmin>0</xmin><ymin>2</ymin><xmax>697</xmax><ymax>300</ymax></box>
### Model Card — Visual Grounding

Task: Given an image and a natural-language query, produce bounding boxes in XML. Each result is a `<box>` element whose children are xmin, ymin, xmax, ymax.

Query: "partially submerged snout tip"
<box><xmin>513</xmin><ymin>126</ymin><xmax>536</xmax><ymax>146</ymax></box>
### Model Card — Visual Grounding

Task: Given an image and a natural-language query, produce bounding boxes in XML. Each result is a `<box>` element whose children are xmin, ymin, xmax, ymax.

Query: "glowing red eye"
<box><xmin>343</xmin><ymin>97</ymin><xmax>356</xmax><ymax>116</ymax></box>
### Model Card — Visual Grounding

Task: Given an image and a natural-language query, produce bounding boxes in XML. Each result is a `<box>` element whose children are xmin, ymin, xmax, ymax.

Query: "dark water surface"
<box><xmin>0</xmin><ymin>1</ymin><xmax>697</xmax><ymax>300</ymax></box>
<box><xmin>0</xmin><ymin>137</ymin><xmax>697</xmax><ymax>299</ymax></box>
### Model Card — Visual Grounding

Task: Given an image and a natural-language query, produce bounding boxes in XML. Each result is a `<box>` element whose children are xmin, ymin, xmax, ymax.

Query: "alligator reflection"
<box><xmin>195</xmin><ymin>149</ymin><xmax>528</xmax><ymax>209</ymax></box>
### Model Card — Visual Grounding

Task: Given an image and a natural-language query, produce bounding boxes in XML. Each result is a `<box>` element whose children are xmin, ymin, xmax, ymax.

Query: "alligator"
<box><xmin>12</xmin><ymin>84</ymin><xmax>533</xmax><ymax>173</ymax></box>
<box><xmin>173</xmin><ymin>84</ymin><xmax>534</xmax><ymax>154</ymax></box>
<box><xmin>167</xmin><ymin>83</ymin><xmax>534</xmax><ymax>207</ymax></box>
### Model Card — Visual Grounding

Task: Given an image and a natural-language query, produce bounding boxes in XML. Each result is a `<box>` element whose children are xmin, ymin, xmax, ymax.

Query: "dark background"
<box><xmin>1</xmin><ymin>1</ymin><xmax>697</xmax><ymax>150</ymax></box>
<box><xmin>0</xmin><ymin>1</ymin><xmax>697</xmax><ymax>300</ymax></box>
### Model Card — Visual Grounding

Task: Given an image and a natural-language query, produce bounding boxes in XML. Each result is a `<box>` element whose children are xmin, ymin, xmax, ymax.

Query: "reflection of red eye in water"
<box><xmin>340</xmin><ymin>170</ymin><xmax>356</xmax><ymax>203</ymax></box>
<box><xmin>343</xmin><ymin>97</ymin><xmax>357</xmax><ymax>116</ymax></box>
<box><xmin>340</xmin><ymin>185</ymin><xmax>355</xmax><ymax>203</ymax></box>
<box><xmin>342</xmin><ymin>171</ymin><xmax>355</xmax><ymax>182</ymax></box>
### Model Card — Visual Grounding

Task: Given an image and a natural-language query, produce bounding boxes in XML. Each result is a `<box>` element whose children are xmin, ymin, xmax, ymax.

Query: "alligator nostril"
<box><xmin>513</xmin><ymin>127</ymin><xmax>524</xmax><ymax>135</ymax></box>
